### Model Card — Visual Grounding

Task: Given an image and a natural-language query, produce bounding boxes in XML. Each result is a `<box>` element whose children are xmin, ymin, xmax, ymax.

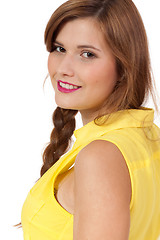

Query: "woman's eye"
<box><xmin>82</xmin><ymin>51</ymin><xmax>95</xmax><ymax>58</ymax></box>
<box><xmin>53</xmin><ymin>46</ymin><xmax>66</xmax><ymax>53</ymax></box>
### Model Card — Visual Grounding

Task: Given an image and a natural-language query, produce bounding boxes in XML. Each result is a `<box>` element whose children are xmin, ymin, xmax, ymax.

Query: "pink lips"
<box><xmin>58</xmin><ymin>80</ymin><xmax>80</xmax><ymax>87</ymax></box>
<box><xmin>57</xmin><ymin>80</ymin><xmax>81</xmax><ymax>93</ymax></box>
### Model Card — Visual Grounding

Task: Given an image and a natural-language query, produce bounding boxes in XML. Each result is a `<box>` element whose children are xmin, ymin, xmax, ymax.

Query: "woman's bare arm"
<box><xmin>73</xmin><ymin>139</ymin><xmax>132</xmax><ymax>240</ymax></box>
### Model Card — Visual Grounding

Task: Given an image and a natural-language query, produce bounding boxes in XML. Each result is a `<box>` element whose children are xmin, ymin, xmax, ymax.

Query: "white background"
<box><xmin>0</xmin><ymin>1</ymin><xmax>160</xmax><ymax>239</ymax></box>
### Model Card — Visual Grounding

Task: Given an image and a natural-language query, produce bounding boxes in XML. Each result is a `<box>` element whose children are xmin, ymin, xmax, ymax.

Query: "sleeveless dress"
<box><xmin>21</xmin><ymin>107</ymin><xmax>160</xmax><ymax>240</ymax></box>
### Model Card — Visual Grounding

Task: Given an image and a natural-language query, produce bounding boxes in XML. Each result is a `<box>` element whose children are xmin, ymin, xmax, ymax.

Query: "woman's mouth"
<box><xmin>57</xmin><ymin>80</ymin><xmax>82</xmax><ymax>93</ymax></box>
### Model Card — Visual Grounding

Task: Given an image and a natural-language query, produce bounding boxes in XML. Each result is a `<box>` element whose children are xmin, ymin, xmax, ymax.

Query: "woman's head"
<box><xmin>48</xmin><ymin>17</ymin><xmax>118</xmax><ymax>121</ymax></box>
<box><xmin>45</xmin><ymin>0</ymin><xmax>154</xmax><ymax>116</ymax></box>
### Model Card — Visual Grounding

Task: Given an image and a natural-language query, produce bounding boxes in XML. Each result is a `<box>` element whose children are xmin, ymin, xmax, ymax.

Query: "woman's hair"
<box><xmin>41</xmin><ymin>0</ymin><xmax>159</xmax><ymax>177</ymax></box>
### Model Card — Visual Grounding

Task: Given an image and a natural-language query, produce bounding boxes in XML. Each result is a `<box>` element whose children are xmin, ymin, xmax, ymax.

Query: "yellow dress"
<box><xmin>21</xmin><ymin>107</ymin><xmax>160</xmax><ymax>240</ymax></box>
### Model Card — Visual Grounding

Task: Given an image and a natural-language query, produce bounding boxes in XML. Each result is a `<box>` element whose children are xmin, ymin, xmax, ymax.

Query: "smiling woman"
<box><xmin>20</xmin><ymin>0</ymin><xmax>160</xmax><ymax>239</ymax></box>
<box><xmin>48</xmin><ymin>18</ymin><xmax>118</xmax><ymax>122</ymax></box>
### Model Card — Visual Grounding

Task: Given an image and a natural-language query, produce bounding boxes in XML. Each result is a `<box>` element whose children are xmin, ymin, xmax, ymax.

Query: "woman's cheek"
<box><xmin>80</xmin><ymin>63</ymin><xmax>98</xmax><ymax>82</ymax></box>
<box><xmin>48</xmin><ymin>55</ymin><xmax>53</xmax><ymax>75</ymax></box>
<box><xmin>48</xmin><ymin>54</ymin><xmax>57</xmax><ymax>75</ymax></box>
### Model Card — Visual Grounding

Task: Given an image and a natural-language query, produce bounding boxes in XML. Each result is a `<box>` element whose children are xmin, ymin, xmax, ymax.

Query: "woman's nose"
<box><xmin>57</xmin><ymin>54</ymin><xmax>75</xmax><ymax>77</ymax></box>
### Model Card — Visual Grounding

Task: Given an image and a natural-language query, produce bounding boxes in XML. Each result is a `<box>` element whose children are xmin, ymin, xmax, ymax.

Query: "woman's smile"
<box><xmin>57</xmin><ymin>80</ymin><xmax>82</xmax><ymax>93</ymax></box>
<box><xmin>48</xmin><ymin>17</ymin><xmax>118</xmax><ymax>122</ymax></box>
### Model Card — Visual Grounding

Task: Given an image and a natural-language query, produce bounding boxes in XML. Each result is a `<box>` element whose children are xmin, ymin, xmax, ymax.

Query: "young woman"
<box><xmin>20</xmin><ymin>0</ymin><xmax>160</xmax><ymax>239</ymax></box>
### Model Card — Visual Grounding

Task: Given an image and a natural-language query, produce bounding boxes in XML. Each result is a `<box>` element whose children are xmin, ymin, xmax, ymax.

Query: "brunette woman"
<box><xmin>20</xmin><ymin>0</ymin><xmax>160</xmax><ymax>239</ymax></box>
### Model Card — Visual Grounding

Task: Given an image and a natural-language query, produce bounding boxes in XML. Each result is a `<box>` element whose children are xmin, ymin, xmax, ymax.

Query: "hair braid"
<box><xmin>40</xmin><ymin>107</ymin><xmax>78</xmax><ymax>177</ymax></box>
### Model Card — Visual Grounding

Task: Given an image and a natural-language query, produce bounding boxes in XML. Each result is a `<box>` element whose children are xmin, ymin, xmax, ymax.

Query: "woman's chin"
<box><xmin>56</xmin><ymin>102</ymin><xmax>78</xmax><ymax>110</ymax></box>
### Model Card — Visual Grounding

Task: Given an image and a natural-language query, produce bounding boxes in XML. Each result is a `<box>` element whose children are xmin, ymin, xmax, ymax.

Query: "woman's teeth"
<box><xmin>59</xmin><ymin>81</ymin><xmax>79</xmax><ymax>89</ymax></box>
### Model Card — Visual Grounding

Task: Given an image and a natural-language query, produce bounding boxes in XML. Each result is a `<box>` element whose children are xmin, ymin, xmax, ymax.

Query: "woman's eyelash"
<box><xmin>81</xmin><ymin>51</ymin><xmax>96</xmax><ymax>58</ymax></box>
<box><xmin>52</xmin><ymin>45</ymin><xmax>66</xmax><ymax>52</ymax></box>
<box><xmin>52</xmin><ymin>44</ymin><xmax>96</xmax><ymax>58</ymax></box>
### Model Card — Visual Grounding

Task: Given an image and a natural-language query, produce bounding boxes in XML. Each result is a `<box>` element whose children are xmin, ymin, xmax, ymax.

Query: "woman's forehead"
<box><xmin>55</xmin><ymin>18</ymin><xmax>108</xmax><ymax>49</ymax></box>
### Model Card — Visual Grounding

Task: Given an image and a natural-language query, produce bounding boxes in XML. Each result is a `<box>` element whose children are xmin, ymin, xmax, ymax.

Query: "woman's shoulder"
<box><xmin>75</xmin><ymin>139</ymin><xmax>131</xmax><ymax>174</ymax></box>
<box><xmin>74</xmin><ymin>139</ymin><xmax>132</xmax><ymax>204</ymax></box>
<box><xmin>76</xmin><ymin>139</ymin><xmax>126</xmax><ymax>165</ymax></box>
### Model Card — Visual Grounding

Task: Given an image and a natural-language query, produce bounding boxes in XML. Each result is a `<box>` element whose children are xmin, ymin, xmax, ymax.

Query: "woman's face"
<box><xmin>48</xmin><ymin>17</ymin><xmax>118</xmax><ymax>121</ymax></box>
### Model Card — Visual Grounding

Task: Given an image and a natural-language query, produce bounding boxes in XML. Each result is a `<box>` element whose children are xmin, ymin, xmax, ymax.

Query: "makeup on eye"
<box><xmin>81</xmin><ymin>51</ymin><xmax>96</xmax><ymax>58</ymax></box>
<box><xmin>53</xmin><ymin>40</ymin><xmax>101</xmax><ymax>51</ymax></box>
<box><xmin>53</xmin><ymin>45</ymin><xmax>66</xmax><ymax>53</ymax></box>
<box><xmin>52</xmin><ymin>44</ymin><xmax>96</xmax><ymax>59</ymax></box>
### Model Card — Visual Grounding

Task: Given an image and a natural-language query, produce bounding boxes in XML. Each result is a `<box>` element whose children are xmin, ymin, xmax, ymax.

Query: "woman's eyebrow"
<box><xmin>77</xmin><ymin>45</ymin><xmax>101</xmax><ymax>52</ymax></box>
<box><xmin>54</xmin><ymin>41</ymin><xmax>64</xmax><ymax>46</ymax></box>
<box><xmin>54</xmin><ymin>40</ymin><xmax>101</xmax><ymax>52</ymax></box>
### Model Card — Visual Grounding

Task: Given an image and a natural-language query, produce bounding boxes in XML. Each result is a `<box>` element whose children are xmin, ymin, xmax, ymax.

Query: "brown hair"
<box><xmin>41</xmin><ymin>0</ymin><xmax>159</xmax><ymax>176</ymax></box>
